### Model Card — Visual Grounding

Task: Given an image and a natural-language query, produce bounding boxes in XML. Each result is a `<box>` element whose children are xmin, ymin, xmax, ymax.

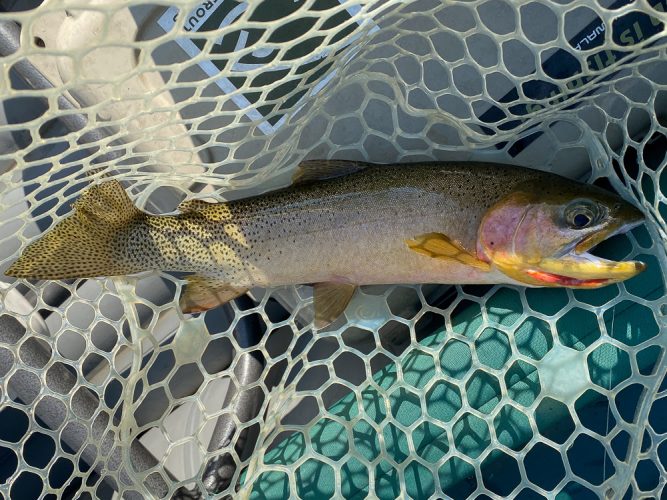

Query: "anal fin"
<box><xmin>406</xmin><ymin>232</ymin><xmax>490</xmax><ymax>271</ymax></box>
<box><xmin>180</xmin><ymin>275</ymin><xmax>247</xmax><ymax>314</ymax></box>
<box><xmin>313</xmin><ymin>282</ymin><xmax>357</xmax><ymax>329</ymax></box>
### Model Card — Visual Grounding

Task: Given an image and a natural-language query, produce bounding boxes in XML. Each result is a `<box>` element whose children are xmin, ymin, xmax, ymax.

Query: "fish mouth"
<box><xmin>525</xmin><ymin>218</ymin><xmax>646</xmax><ymax>288</ymax></box>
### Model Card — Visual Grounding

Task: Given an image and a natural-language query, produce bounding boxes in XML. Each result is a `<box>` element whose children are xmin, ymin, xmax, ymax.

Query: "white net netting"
<box><xmin>0</xmin><ymin>0</ymin><xmax>666</xmax><ymax>498</ymax></box>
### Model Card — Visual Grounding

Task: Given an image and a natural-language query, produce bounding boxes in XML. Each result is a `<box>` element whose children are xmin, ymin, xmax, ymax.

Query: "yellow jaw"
<box><xmin>491</xmin><ymin>252</ymin><xmax>646</xmax><ymax>288</ymax></box>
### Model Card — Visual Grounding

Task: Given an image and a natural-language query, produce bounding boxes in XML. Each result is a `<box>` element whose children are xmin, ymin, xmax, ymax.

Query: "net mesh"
<box><xmin>0</xmin><ymin>0</ymin><xmax>666</xmax><ymax>498</ymax></box>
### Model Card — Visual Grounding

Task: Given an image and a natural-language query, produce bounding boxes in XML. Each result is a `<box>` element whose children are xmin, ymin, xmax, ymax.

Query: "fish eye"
<box><xmin>572</xmin><ymin>212</ymin><xmax>591</xmax><ymax>228</ymax></box>
<box><xmin>565</xmin><ymin>200</ymin><xmax>601</xmax><ymax>230</ymax></box>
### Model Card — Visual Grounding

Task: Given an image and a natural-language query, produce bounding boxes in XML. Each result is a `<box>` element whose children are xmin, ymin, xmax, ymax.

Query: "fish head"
<box><xmin>477</xmin><ymin>176</ymin><xmax>646</xmax><ymax>288</ymax></box>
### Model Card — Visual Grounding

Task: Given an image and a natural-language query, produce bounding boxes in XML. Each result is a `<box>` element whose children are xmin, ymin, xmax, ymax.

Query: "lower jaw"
<box><xmin>525</xmin><ymin>269</ymin><xmax>611</xmax><ymax>287</ymax></box>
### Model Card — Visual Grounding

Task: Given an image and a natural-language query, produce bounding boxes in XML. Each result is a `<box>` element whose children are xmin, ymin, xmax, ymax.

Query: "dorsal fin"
<box><xmin>292</xmin><ymin>159</ymin><xmax>375</xmax><ymax>185</ymax></box>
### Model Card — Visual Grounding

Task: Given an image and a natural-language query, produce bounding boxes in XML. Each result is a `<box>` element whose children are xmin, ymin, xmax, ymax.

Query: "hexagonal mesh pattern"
<box><xmin>0</xmin><ymin>0</ymin><xmax>666</xmax><ymax>498</ymax></box>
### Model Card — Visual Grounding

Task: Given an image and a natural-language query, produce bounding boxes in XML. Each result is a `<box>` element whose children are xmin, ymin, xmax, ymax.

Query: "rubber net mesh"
<box><xmin>0</xmin><ymin>0</ymin><xmax>666</xmax><ymax>498</ymax></box>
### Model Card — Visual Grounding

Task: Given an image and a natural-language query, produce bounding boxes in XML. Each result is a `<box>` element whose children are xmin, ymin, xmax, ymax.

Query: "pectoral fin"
<box><xmin>179</xmin><ymin>275</ymin><xmax>247</xmax><ymax>314</ymax></box>
<box><xmin>406</xmin><ymin>232</ymin><xmax>490</xmax><ymax>271</ymax></box>
<box><xmin>313</xmin><ymin>282</ymin><xmax>357</xmax><ymax>329</ymax></box>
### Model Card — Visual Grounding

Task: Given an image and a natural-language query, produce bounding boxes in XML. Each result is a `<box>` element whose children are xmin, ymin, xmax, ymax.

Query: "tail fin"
<box><xmin>6</xmin><ymin>180</ymin><xmax>146</xmax><ymax>280</ymax></box>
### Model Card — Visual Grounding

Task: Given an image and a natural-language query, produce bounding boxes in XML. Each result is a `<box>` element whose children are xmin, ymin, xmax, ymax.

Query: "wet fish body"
<box><xmin>6</xmin><ymin>161</ymin><xmax>646</xmax><ymax>327</ymax></box>
<box><xmin>133</xmin><ymin>163</ymin><xmax>530</xmax><ymax>286</ymax></box>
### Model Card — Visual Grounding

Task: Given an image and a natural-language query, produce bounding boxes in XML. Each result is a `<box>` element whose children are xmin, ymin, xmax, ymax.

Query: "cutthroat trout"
<box><xmin>6</xmin><ymin>160</ymin><xmax>646</xmax><ymax>327</ymax></box>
